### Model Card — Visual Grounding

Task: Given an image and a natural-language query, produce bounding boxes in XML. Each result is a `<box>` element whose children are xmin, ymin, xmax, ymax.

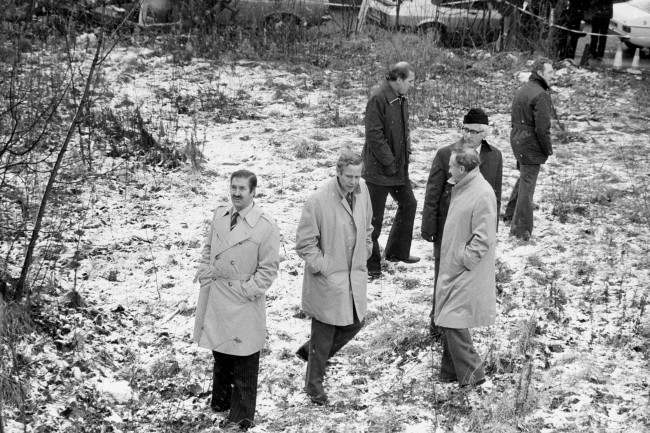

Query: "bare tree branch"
<box><xmin>14</xmin><ymin>33</ymin><xmax>104</xmax><ymax>301</ymax></box>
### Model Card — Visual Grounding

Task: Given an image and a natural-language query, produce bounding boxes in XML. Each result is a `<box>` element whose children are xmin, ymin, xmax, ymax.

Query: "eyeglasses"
<box><xmin>462</xmin><ymin>127</ymin><xmax>482</xmax><ymax>134</ymax></box>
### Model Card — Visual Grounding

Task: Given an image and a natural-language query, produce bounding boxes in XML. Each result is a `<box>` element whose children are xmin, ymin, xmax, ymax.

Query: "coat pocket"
<box><xmin>321</xmin><ymin>254</ymin><xmax>333</xmax><ymax>276</ymax></box>
<box><xmin>219</xmin><ymin>279</ymin><xmax>248</xmax><ymax>304</ymax></box>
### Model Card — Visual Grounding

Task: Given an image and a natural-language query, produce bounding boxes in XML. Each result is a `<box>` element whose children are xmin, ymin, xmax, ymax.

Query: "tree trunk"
<box><xmin>0</xmin><ymin>398</ymin><xmax>4</xmax><ymax>433</ymax></box>
<box><xmin>14</xmin><ymin>34</ymin><xmax>104</xmax><ymax>301</ymax></box>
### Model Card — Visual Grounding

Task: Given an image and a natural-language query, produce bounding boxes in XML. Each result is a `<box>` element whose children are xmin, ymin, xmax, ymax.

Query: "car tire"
<box><xmin>418</xmin><ymin>23</ymin><xmax>446</xmax><ymax>45</ymax></box>
<box><xmin>623</xmin><ymin>40</ymin><xmax>641</xmax><ymax>51</ymax></box>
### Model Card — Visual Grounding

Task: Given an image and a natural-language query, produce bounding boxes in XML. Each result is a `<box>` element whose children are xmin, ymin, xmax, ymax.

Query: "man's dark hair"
<box><xmin>385</xmin><ymin>61</ymin><xmax>414</xmax><ymax>81</ymax></box>
<box><xmin>531</xmin><ymin>57</ymin><xmax>552</xmax><ymax>74</ymax></box>
<box><xmin>231</xmin><ymin>169</ymin><xmax>257</xmax><ymax>191</ymax></box>
<box><xmin>452</xmin><ymin>149</ymin><xmax>480</xmax><ymax>172</ymax></box>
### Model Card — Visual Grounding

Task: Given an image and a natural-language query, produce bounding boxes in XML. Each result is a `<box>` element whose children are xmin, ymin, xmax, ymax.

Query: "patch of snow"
<box><xmin>95</xmin><ymin>379</ymin><xmax>137</xmax><ymax>403</ymax></box>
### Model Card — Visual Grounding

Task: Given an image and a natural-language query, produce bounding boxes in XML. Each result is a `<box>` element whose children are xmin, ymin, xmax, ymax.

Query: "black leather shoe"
<box><xmin>439</xmin><ymin>375</ymin><xmax>458</xmax><ymax>383</ymax></box>
<box><xmin>295</xmin><ymin>347</ymin><xmax>308</xmax><ymax>362</ymax></box>
<box><xmin>386</xmin><ymin>255</ymin><xmax>420</xmax><ymax>264</ymax></box>
<box><xmin>218</xmin><ymin>418</ymin><xmax>253</xmax><ymax>431</ymax></box>
<box><xmin>210</xmin><ymin>400</ymin><xmax>229</xmax><ymax>413</ymax></box>
<box><xmin>308</xmin><ymin>392</ymin><xmax>328</xmax><ymax>405</ymax></box>
<box><xmin>368</xmin><ymin>270</ymin><xmax>382</xmax><ymax>280</ymax></box>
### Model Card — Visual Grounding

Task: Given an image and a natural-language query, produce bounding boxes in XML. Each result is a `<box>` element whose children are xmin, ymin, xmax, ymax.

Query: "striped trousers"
<box><xmin>211</xmin><ymin>350</ymin><xmax>260</xmax><ymax>429</ymax></box>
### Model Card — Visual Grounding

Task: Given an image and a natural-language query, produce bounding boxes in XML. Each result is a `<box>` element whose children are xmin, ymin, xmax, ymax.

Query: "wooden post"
<box><xmin>356</xmin><ymin>0</ymin><xmax>370</xmax><ymax>34</ymax></box>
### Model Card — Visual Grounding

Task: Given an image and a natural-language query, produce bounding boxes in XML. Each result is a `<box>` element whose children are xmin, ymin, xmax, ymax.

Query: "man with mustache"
<box><xmin>193</xmin><ymin>169</ymin><xmax>280</xmax><ymax>430</ymax></box>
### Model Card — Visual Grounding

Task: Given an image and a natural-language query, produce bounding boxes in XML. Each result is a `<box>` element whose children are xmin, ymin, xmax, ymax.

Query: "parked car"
<box><xmin>366</xmin><ymin>0</ymin><xmax>502</xmax><ymax>45</ymax></box>
<box><xmin>609</xmin><ymin>0</ymin><xmax>650</xmax><ymax>49</ymax></box>
<box><xmin>207</xmin><ymin>0</ymin><xmax>331</xmax><ymax>28</ymax></box>
<box><xmin>133</xmin><ymin>0</ymin><xmax>330</xmax><ymax>28</ymax></box>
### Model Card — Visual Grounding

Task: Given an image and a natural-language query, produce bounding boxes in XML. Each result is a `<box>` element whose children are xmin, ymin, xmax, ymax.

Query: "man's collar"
<box><xmin>530</xmin><ymin>71</ymin><xmax>550</xmax><ymax>90</ymax></box>
<box><xmin>223</xmin><ymin>201</ymin><xmax>262</xmax><ymax>226</ymax></box>
<box><xmin>334</xmin><ymin>177</ymin><xmax>360</xmax><ymax>198</ymax></box>
<box><xmin>479</xmin><ymin>139</ymin><xmax>493</xmax><ymax>152</ymax></box>
<box><xmin>381</xmin><ymin>81</ymin><xmax>405</xmax><ymax>104</ymax></box>
<box><xmin>230</xmin><ymin>201</ymin><xmax>254</xmax><ymax>217</ymax></box>
<box><xmin>447</xmin><ymin>167</ymin><xmax>481</xmax><ymax>187</ymax></box>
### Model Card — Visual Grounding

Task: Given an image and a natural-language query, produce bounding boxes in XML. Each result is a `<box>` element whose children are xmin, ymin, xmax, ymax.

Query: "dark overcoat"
<box><xmin>510</xmin><ymin>73</ymin><xmax>553</xmax><ymax>165</ymax></box>
<box><xmin>362</xmin><ymin>81</ymin><xmax>411</xmax><ymax>186</ymax></box>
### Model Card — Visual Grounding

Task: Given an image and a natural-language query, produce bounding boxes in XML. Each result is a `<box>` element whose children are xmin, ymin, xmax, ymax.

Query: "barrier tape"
<box><xmin>499</xmin><ymin>0</ymin><xmax>628</xmax><ymax>39</ymax></box>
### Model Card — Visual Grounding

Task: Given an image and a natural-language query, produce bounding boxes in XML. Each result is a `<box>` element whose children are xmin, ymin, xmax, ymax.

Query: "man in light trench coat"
<box><xmin>434</xmin><ymin>148</ymin><xmax>497</xmax><ymax>387</ymax></box>
<box><xmin>422</xmin><ymin>108</ymin><xmax>502</xmax><ymax>338</ymax></box>
<box><xmin>295</xmin><ymin>150</ymin><xmax>373</xmax><ymax>405</ymax></box>
<box><xmin>193</xmin><ymin>169</ymin><xmax>280</xmax><ymax>430</ymax></box>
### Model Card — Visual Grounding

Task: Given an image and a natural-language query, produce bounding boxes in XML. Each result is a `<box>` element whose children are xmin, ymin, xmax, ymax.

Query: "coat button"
<box><xmin>228</xmin><ymin>282</ymin><xmax>232</xmax><ymax>286</ymax></box>
<box><xmin>231</xmin><ymin>260</ymin><xmax>236</xmax><ymax>265</ymax></box>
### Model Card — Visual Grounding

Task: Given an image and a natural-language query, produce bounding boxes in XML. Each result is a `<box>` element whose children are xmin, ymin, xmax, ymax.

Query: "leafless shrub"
<box><xmin>0</xmin><ymin>300</ymin><xmax>32</xmax><ymax>425</ymax></box>
<box><xmin>293</xmin><ymin>139</ymin><xmax>322</xmax><ymax>159</ymax></box>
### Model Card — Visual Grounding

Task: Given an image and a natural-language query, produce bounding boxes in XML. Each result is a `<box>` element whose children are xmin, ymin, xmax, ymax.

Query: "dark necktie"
<box><xmin>230</xmin><ymin>211</ymin><xmax>239</xmax><ymax>231</ymax></box>
<box><xmin>346</xmin><ymin>193</ymin><xmax>353</xmax><ymax>210</ymax></box>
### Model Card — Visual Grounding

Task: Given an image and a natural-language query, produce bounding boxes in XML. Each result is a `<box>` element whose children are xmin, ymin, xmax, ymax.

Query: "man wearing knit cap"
<box><xmin>422</xmin><ymin>108</ymin><xmax>502</xmax><ymax>338</ymax></box>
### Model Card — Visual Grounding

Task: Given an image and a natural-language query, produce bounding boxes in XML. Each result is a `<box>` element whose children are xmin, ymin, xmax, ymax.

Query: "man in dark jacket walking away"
<box><xmin>589</xmin><ymin>0</ymin><xmax>613</xmax><ymax>60</ymax></box>
<box><xmin>422</xmin><ymin>108</ymin><xmax>502</xmax><ymax>337</ymax></box>
<box><xmin>504</xmin><ymin>58</ymin><xmax>554</xmax><ymax>241</ymax></box>
<box><xmin>362</xmin><ymin>62</ymin><xmax>418</xmax><ymax>279</ymax></box>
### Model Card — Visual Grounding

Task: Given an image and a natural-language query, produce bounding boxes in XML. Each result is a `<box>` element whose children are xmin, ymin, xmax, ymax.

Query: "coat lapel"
<box><xmin>212</xmin><ymin>205</ymin><xmax>261</xmax><ymax>256</ymax></box>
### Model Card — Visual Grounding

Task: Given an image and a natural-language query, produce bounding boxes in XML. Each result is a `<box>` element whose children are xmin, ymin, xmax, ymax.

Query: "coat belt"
<box><xmin>211</xmin><ymin>272</ymin><xmax>252</xmax><ymax>281</ymax></box>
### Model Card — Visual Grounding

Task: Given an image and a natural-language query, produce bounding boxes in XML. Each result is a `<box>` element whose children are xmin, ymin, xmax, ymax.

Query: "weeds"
<box><xmin>293</xmin><ymin>139</ymin><xmax>323</xmax><ymax>159</ymax></box>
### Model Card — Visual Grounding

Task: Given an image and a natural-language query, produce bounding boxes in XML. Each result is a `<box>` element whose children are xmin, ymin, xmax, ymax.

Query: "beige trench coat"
<box><xmin>296</xmin><ymin>178</ymin><xmax>373</xmax><ymax>326</ymax></box>
<box><xmin>193</xmin><ymin>204</ymin><xmax>280</xmax><ymax>356</ymax></box>
<box><xmin>434</xmin><ymin>168</ymin><xmax>497</xmax><ymax>329</ymax></box>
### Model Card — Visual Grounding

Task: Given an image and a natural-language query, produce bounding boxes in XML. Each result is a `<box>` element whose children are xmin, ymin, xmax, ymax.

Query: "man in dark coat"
<box><xmin>504</xmin><ymin>58</ymin><xmax>554</xmax><ymax>241</ymax></box>
<box><xmin>362</xmin><ymin>61</ymin><xmax>418</xmax><ymax>279</ymax></box>
<box><xmin>422</xmin><ymin>108</ymin><xmax>502</xmax><ymax>337</ymax></box>
<box><xmin>589</xmin><ymin>0</ymin><xmax>613</xmax><ymax>59</ymax></box>
<box><xmin>554</xmin><ymin>0</ymin><xmax>588</xmax><ymax>60</ymax></box>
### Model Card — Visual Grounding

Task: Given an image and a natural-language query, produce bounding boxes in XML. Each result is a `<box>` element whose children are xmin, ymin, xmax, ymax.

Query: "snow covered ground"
<box><xmin>4</xmin><ymin>42</ymin><xmax>649</xmax><ymax>432</ymax></box>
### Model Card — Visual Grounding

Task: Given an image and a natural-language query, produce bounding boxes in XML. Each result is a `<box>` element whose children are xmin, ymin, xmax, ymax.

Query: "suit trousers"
<box><xmin>505</xmin><ymin>164</ymin><xmax>540</xmax><ymax>239</ymax></box>
<box><xmin>439</xmin><ymin>327</ymin><xmax>485</xmax><ymax>386</ymax></box>
<box><xmin>366</xmin><ymin>181</ymin><xmax>417</xmax><ymax>272</ymax></box>
<box><xmin>211</xmin><ymin>350</ymin><xmax>260</xmax><ymax>428</ymax></box>
<box><xmin>302</xmin><ymin>306</ymin><xmax>363</xmax><ymax>397</ymax></box>
<box><xmin>590</xmin><ymin>16</ymin><xmax>611</xmax><ymax>59</ymax></box>
<box><xmin>429</xmin><ymin>242</ymin><xmax>442</xmax><ymax>336</ymax></box>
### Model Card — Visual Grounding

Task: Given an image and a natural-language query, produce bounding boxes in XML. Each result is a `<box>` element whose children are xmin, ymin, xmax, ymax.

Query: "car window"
<box><xmin>437</xmin><ymin>0</ymin><xmax>492</xmax><ymax>10</ymax></box>
<box><xmin>627</xmin><ymin>0</ymin><xmax>650</xmax><ymax>14</ymax></box>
